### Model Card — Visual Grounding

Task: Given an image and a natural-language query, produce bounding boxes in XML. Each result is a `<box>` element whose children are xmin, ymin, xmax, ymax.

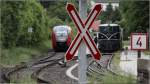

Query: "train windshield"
<box><xmin>54</xmin><ymin>27</ymin><xmax>69</xmax><ymax>36</ymax></box>
<box><xmin>55</xmin><ymin>27</ymin><xmax>68</xmax><ymax>32</ymax></box>
<box><xmin>99</xmin><ymin>26</ymin><xmax>120</xmax><ymax>34</ymax></box>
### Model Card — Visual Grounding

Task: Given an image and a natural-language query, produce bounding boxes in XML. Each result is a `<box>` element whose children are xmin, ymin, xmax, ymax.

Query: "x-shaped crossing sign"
<box><xmin>65</xmin><ymin>3</ymin><xmax>102</xmax><ymax>61</ymax></box>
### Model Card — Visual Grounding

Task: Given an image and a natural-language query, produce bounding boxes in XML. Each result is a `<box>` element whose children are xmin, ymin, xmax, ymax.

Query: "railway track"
<box><xmin>2</xmin><ymin>51</ymin><xmax>119</xmax><ymax>84</ymax></box>
<box><xmin>1</xmin><ymin>50</ymin><xmax>66</xmax><ymax>83</ymax></box>
<box><xmin>2</xmin><ymin>64</ymin><xmax>27</xmax><ymax>82</ymax></box>
<box><xmin>31</xmin><ymin>52</ymin><xmax>65</xmax><ymax>83</ymax></box>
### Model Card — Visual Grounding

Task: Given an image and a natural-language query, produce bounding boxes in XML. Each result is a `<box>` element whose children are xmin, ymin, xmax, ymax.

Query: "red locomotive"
<box><xmin>51</xmin><ymin>25</ymin><xmax>72</xmax><ymax>51</ymax></box>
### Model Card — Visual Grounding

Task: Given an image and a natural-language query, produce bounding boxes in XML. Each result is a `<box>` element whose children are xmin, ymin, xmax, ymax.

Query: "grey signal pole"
<box><xmin>147</xmin><ymin>28</ymin><xmax>150</xmax><ymax>50</ymax></box>
<box><xmin>78</xmin><ymin>0</ymin><xmax>88</xmax><ymax>84</ymax></box>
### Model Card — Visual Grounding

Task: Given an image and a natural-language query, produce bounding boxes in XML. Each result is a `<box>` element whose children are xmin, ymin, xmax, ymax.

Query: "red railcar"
<box><xmin>51</xmin><ymin>25</ymin><xmax>72</xmax><ymax>51</ymax></box>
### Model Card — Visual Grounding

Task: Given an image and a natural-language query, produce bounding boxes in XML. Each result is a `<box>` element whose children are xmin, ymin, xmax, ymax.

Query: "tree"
<box><xmin>111</xmin><ymin>8</ymin><xmax>121</xmax><ymax>23</ymax></box>
<box><xmin>119</xmin><ymin>1</ymin><xmax>149</xmax><ymax>39</ymax></box>
<box><xmin>46</xmin><ymin>1</ymin><xmax>78</xmax><ymax>23</ymax></box>
<box><xmin>1</xmin><ymin>0</ymin><xmax>49</xmax><ymax>48</ymax></box>
<box><xmin>98</xmin><ymin>3</ymin><xmax>121</xmax><ymax>24</ymax></box>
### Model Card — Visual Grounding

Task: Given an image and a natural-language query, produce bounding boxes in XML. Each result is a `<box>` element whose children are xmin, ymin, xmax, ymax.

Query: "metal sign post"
<box><xmin>78</xmin><ymin>0</ymin><xmax>87</xmax><ymax>84</ymax></box>
<box><xmin>65</xmin><ymin>2</ymin><xmax>102</xmax><ymax>84</ymax></box>
<box><xmin>137</xmin><ymin>50</ymin><xmax>141</xmax><ymax>58</ymax></box>
<box><xmin>131</xmin><ymin>33</ymin><xmax>148</xmax><ymax>83</ymax></box>
<box><xmin>148</xmin><ymin>28</ymin><xmax>150</xmax><ymax>84</ymax></box>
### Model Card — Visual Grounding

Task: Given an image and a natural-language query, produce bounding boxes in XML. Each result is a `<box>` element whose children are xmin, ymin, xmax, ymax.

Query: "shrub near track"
<box><xmin>0</xmin><ymin>40</ymin><xmax>51</xmax><ymax>66</ymax></box>
<box><xmin>1</xmin><ymin>0</ymin><xmax>49</xmax><ymax>48</ymax></box>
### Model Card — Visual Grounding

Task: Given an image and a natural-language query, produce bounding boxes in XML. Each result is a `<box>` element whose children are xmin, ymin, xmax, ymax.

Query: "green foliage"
<box><xmin>0</xmin><ymin>47</ymin><xmax>39</xmax><ymax>65</ymax></box>
<box><xmin>88</xmin><ymin>72</ymin><xmax>136</xmax><ymax>84</ymax></box>
<box><xmin>10</xmin><ymin>73</ymin><xmax>36</xmax><ymax>83</ymax></box>
<box><xmin>113</xmin><ymin>52</ymin><xmax>121</xmax><ymax>66</ymax></box>
<box><xmin>47</xmin><ymin>1</ymin><xmax>78</xmax><ymax>22</ymax></box>
<box><xmin>47</xmin><ymin>2</ymin><xmax>67</xmax><ymax>21</ymax></box>
<box><xmin>49</xmin><ymin>17</ymin><xmax>64</xmax><ymax>29</ymax></box>
<box><xmin>123</xmin><ymin>40</ymin><xmax>130</xmax><ymax>46</ymax></box>
<box><xmin>98</xmin><ymin>3</ymin><xmax>121</xmax><ymax>24</ymax></box>
<box><xmin>119</xmin><ymin>1</ymin><xmax>149</xmax><ymax>39</ymax></box>
<box><xmin>0</xmin><ymin>40</ymin><xmax>50</xmax><ymax>65</ymax></box>
<box><xmin>1</xmin><ymin>0</ymin><xmax>49</xmax><ymax>48</ymax></box>
<box><xmin>101</xmin><ymin>73</ymin><xmax>136</xmax><ymax>84</ymax></box>
<box><xmin>143</xmin><ymin>51</ymin><xmax>150</xmax><ymax>55</ymax></box>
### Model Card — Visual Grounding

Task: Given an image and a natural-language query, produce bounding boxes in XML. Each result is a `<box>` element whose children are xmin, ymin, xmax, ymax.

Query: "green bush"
<box><xmin>1</xmin><ymin>0</ymin><xmax>49</xmax><ymax>48</ymax></box>
<box><xmin>101</xmin><ymin>73</ymin><xmax>136</xmax><ymax>84</ymax></box>
<box><xmin>88</xmin><ymin>73</ymin><xmax>136</xmax><ymax>84</ymax></box>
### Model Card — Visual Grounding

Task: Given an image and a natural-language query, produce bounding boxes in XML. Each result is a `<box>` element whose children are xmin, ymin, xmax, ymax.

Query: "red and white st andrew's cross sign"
<box><xmin>65</xmin><ymin>3</ymin><xmax>102</xmax><ymax>61</ymax></box>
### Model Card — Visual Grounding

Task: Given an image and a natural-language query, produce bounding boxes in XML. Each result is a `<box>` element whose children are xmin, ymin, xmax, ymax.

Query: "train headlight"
<box><xmin>113</xmin><ymin>35</ymin><xmax>117</xmax><ymax>39</ymax></box>
<box><xmin>98</xmin><ymin>34</ymin><xmax>107</xmax><ymax>39</ymax></box>
<box><xmin>111</xmin><ymin>34</ymin><xmax>120</xmax><ymax>39</ymax></box>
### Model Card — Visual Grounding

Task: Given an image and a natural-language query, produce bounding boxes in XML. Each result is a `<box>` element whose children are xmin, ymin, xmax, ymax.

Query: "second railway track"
<box><xmin>87</xmin><ymin>53</ymin><xmax>118</xmax><ymax>79</ymax></box>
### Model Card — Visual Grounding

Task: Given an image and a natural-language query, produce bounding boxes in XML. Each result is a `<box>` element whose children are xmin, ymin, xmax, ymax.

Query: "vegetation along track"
<box><xmin>2</xmin><ymin>64</ymin><xmax>27</xmax><ymax>82</ymax></box>
<box><xmin>87</xmin><ymin>53</ymin><xmax>118</xmax><ymax>79</ymax></box>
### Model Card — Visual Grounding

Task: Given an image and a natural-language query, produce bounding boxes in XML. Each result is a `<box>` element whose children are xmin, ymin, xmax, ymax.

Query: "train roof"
<box><xmin>54</xmin><ymin>25</ymin><xmax>70</xmax><ymax>28</ymax></box>
<box><xmin>53</xmin><ymin>25</ymin><xmax>71</xmax><ymax>32</ymax></box>
<box><xmin>53</xmin><ymin>25</ymin><xmax>71</xmax><ymax>30</ymax></box>
<box><xmin>99</xmin><ymin>24</ymin><xmax>119</xmax><ymax>26</ymax></box>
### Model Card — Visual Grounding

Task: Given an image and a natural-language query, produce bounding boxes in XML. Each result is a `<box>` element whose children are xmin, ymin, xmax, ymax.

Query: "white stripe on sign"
<box><xmin>71</xmin><ymin>11</ymin><xmax>82</xmax><ymax>32</ymax></box>
<box><xmin>84</xmin><ymin>11</ymin><xmax>97</xmax><ymax>30</ymax></box>
<box><xmin>70</xmin><ymin>35</ymin><xmax>82</xmax><ymax>54</ymax></box>
<box><xmin>83</xmin><ymin>32</ymin><xmax>97</xmax><ymax>54</ymax></box>
<box><xmin>71</xmin><ymin>10</ymin><xmax>97</xmax><ymax>54</ymax></box>
<box><xmin>80</xmin><ymin>11</ymin><xmax>97</xmax><ymax>38</ymax></box>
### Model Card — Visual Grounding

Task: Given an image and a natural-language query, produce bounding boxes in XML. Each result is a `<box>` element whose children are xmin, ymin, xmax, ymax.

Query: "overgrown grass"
<box><xmin>10</xmin><ymin>73</ymin><xmax>36</xmax><ymax>84</ymax></box>
<box><xmin>88</xmin><ymin>51</ymin><xmax>137</xmax><ymax>84</ymax></box>
<box><xmin>88</xmin><ymin>71</ymin><xmax>136</xmax><ymax>84</ymax></box>
<box><xmin>101</xmin><ymin>73</ymin><xmax>136</xmax><ymax>84</ymax></box>
<box><xmin>0</xmin><ymin>40</ymin><xmax>51</xmax><ymax>66</ymax></box>
<box><xmin>112</xmin><ymin>51</ymin><xmax>121</xmax><ymax>66</ymax></box>
<box><xmin>0</xmin><ymin>40</ymin><xmax>51</xmax><ymax>83</ymax></box>
<box><xmin>123</xmin><ymin>40</ymin><xmax>130</xmax><ymax>46</ymax></box>
<box><xmin>1</xmin><ymin>47</ymin><xmax>38</xmax><ymax>66</ymax></box>
<box><xmin>143</xmin><ymin>50</ymin><xmax>150</xmax><ymax>55</ymax></box>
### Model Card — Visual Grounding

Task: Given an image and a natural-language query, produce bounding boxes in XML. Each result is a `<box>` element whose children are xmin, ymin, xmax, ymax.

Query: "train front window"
<box><xmin>56</xmin><ymin>27</ymin><xmax>67</xmax><ymax>32</ymax></box>
<box><xmin>99</xmin><ymin>26</ymin><xmax>108</xmax><ymax>34</ymax></box>
<box><xmin>110</xmin><ymin>26</ymin><xmax>120</xmax><ymax>33</ymax></box>
<box><xmin>55</xmin><ymin>27</ymin><xmax>68</xmax><ymax>36</ymax></box>
<box><xmin>99</xmin><ymin>25</ymin><xmax>120</xmax><ymax>34</ymax></box>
